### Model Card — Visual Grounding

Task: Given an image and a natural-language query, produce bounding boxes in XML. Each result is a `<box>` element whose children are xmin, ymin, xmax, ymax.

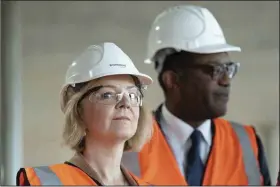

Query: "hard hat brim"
<box><xmin>134</xmin><ymin>72</ymin><xmax>153</xmax><ymax>86</ymax></box>
<box><xmin>61</xmin><ymin>71</ymin><xmax>153</xmax><ymax>93</ymax></box>
<box><xmin>144</xmin><ymin>43</ymin><xmax>241</xmax><ymax>64</ymax></box>
<box><xmin>186</xmin><ymin>43</ymin><xmax>241</xmax><ymax>54</ymax></box>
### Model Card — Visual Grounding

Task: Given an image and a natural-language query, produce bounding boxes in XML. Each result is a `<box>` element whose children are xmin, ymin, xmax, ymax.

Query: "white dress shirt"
<box><xmin>160</xmin><ymin>104</ymin><xmax>212</xmax><ymax>176</ymax></box>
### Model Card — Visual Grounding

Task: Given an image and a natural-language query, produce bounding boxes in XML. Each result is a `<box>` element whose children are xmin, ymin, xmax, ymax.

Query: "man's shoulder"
<box><xmin>215</xmin><ymin>118</ymin><xmax>255</xmax><ymax>129</ymax></box>
<box><xmin>214</xmin><ymin>118</ymin><xmax>258</xmax><ymax>140</ymax></box>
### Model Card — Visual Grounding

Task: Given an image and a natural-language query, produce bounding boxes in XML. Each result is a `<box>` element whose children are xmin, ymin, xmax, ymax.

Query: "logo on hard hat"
<box><xmin>109</xmin><ymin>64</ymin><xmax>126</xmax><ymax>68</ymax></box>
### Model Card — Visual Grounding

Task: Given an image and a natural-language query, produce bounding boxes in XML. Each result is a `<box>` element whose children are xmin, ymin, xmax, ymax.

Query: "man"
<box><xmin>122</xmin><ymin>5</ymin><xmax>271</xmax><ymax>185</ymax></box>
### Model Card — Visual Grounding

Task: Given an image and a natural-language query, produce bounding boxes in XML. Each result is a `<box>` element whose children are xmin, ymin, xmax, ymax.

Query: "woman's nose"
<box><xmin>116</xmin><ymin>93</ymin><xmax>131</xmax><ymax>109</ymax></box>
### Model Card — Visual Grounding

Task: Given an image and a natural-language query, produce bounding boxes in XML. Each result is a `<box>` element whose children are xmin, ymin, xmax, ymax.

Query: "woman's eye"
<box><xmin>129</xmin><ymin>93</ymin><xmax>135</xmax><ymax>99</ymax></box>
<box><xmin>129</xmin><ymin>93</ymin><xmax>139</xmax><ymax>100</ymax></box>
<box><xmin>101</xmin><ymin>92</ymin><xmax>114</xmax><ymax>99</ymax></box>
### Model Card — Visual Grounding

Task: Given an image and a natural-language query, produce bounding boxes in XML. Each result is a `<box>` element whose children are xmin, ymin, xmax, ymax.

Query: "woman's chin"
<box><xmin>114</xmin><ymin>130</ymin><xmax>136</xmax><ymax>141</ymax></box>
<box><xmin>110</xmin><ymin>121</ymin><xmax>137</xmax><ymax>138</ymax></box>
<box><xmin>108</xmin><ymin>128</ymin><xmax>136</xmax><ymax>143</ymax></box>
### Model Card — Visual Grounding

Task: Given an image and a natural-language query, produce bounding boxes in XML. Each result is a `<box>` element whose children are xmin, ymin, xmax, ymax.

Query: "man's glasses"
<box><xmin>178</xmin><ymin>62</ymin><xmax>240</xmax><ymax>81</ymax></box>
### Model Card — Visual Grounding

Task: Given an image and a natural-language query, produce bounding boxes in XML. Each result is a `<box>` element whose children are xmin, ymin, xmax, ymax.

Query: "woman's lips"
<box><xmin>113</xmin><ymin>116</ymin><xmax>131</xmax><ymax>121</ymax></box>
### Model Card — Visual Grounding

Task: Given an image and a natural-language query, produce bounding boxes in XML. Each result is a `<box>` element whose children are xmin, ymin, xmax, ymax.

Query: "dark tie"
<box><xmin>184</xmin><ymin>130</ymin><xmax>204</xmax><ymax>186</ymax></box>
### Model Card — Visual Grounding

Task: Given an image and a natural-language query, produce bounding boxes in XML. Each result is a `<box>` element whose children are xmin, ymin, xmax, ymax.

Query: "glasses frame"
<box><xmin>176</xmin><ymin>61</ymin><xmax>240</xmax><ymax>81</ymax></box>
<box><xmin>79</xmin><ymin>84</ymin><xmax>145</xmax><ymax>107</ymax></box>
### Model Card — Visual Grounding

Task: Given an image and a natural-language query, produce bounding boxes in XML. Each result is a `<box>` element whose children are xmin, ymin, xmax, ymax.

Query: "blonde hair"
<box><xmin>60</xmin><ymin>82</ymin><xmax>153</xmax><ymax>152</ymax></box>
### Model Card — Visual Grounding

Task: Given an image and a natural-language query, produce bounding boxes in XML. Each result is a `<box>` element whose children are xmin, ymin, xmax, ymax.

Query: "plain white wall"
<box><xmin>17</xmin><ymin>1</ymin><xmax>279</xmax><ymax>184</ymax></box>
<box><xmin>268</xmin><ymin>123</ymin><xmax>279</xmax><ymax>184</ymax></box>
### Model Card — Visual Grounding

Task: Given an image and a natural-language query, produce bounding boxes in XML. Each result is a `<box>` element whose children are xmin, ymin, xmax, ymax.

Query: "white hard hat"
<box><xmin>144</xmin><ymin>5</ymin><xmax>241</xmax><ymax>65</ymax></box>
<box><xmin>64</xmin><ymin>42</ymin><xmax>153</xmax><ymax>89</ymax></box>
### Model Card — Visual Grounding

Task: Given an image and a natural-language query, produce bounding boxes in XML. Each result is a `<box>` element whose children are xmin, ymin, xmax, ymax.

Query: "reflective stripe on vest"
<box><xmin>122</xmin><ymin>121</ymin><xmax>261</xmax><ymax>184</ymax></box>
<box><xmin>230</xmin><ymin>121</ymin><xmax>261</xmax><ymax>185</ymax></box>
<box><xmin>122</xmin><ymin>152</ymin><xmax>141</xmax><ymax>176</ymax></box>
<box><xmin>33</xmin><ymin>166</ymin><xmax>62</xmax><ymax>185</ymax></box>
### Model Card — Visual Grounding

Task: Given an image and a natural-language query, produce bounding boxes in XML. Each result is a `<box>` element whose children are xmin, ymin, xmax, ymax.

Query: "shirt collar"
<box><xmin>161</xmin><ymin>104</ymin><xmax>212</xmax><ymax>145</ymax></box>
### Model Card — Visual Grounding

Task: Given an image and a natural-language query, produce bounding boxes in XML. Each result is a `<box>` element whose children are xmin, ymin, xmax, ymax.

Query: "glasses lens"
<box><xmin>227</xmin><ymin>63</ymin><xmax>239</xmax><ymax>78</ymax></box>
<box><xmin>89</xmin><ymin>86</ymin><xmax>142</xmax><ymax>106</ymax></box>
<box><xmin>213</xmin><ymin>62</ymin><xmax>239</xmax><ymax>80</ymax></box>
<box><xmin>213</xmin><ymin>65</ymin><xmax>224</xmax><ymax>80</ymax></box>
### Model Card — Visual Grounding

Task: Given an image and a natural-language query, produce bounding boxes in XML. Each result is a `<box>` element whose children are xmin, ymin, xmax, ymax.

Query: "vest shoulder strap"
<box><xmin>121</xmin><ymin>152</ymin><xmax>141</xmax><ymax>177</ymax></box>
<box><xmin>229</xmin><ymin>121</ymin><xmax>261</xmax><ymax>185</ymax></box>
<box><xmin>32</xmin><ymin>166</ymin><xmax>62</xmax><ymax>185</ymax></box>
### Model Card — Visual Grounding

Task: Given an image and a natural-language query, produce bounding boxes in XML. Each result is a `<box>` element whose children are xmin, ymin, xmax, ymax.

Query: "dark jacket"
<box><xmin>254</xmin><ymin>132</ymin><xmax>271</xmax><ymax>185</ymax></box>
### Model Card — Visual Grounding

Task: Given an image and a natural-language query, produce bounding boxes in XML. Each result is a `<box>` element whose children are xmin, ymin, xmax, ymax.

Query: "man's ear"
<box><xmin>161</xmin><ymin>70</ymin><xmax>180</xmax><ymax>90</ymax></box>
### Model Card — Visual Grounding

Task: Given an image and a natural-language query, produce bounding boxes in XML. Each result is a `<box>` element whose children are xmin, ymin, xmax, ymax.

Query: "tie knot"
<box><xmin>190</xmin><ymin>130</ymin><xmax>202</xmax><ymax>144</ymax></box>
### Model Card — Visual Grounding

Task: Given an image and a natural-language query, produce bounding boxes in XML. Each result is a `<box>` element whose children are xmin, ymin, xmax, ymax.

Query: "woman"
<box><xmin>16</xmin><ymin>42</ymin><xmax>154</xmax><ymax>185</ymax></box>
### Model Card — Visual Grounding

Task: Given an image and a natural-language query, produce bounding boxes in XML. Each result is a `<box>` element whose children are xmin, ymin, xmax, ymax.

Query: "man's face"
<box><xmin>176</xmin><ymin>52</ymin><xmax>238</xmax><ymax>120</ymax></box>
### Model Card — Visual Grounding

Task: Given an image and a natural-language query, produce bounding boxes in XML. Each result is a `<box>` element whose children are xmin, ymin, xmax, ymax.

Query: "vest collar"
<box><xmin>68</xmin><ymin>152</ymin><xmax>138</xmax><ymax>185</ymax></box>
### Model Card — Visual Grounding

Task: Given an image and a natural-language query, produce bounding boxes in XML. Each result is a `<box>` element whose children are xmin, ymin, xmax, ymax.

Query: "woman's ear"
<box><xmin>77</xmin><ymin>103</ymin><xmax>85</xmax><ymax>123</ymax></box>
<box><xmin>77</xmin><ymin>107</ymin><xmax>88</xmax><ymax>134</ymax></box>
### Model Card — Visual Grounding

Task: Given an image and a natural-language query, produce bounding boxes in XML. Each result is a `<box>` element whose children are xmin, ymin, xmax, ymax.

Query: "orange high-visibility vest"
<box><xmin>17</xmin><ymin>164</ymin><xmax>149</xmax><ymax>185</ymax></box>
<box><xmin>122</xmin><ymin>118</ymin><xmax>263</xmax><ymax>185</ymax></box>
